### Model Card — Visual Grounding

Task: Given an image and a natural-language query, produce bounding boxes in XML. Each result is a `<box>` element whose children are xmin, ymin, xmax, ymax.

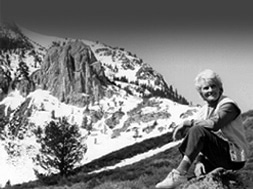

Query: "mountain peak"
<box><xmin>0</xmin><ymin>23</ymin><xmax>197</xmax><ymax>185</ymax></box>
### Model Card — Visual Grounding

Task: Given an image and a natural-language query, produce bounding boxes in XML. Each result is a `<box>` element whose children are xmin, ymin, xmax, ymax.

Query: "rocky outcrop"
<box><xmin>35</xmin><ymin>40</ymin><xmax>110</xmax><ymax>107</ymax></box>
<box><xmin>0</xmin><ymin>61</ymin><xmax>36</xmax><ymax>99</ymax></box>
<box><xmin>105</xmin><ymin>110</ymin><xmax>125</xmax><ymax>129</ymax></box>
<box><xmin>0</xmin><ymin>23</ymin><xmax>41</xmax><ymax>100</ymax></box>
<box><xmin>179</xmin><ymin>168</ymin><xmax>245</xmax><ymax>189</ymax></box>
<box><xmin>0</xmin><ymin>23</ymin><xmax>33</xmax><ymax>51</ymax></box>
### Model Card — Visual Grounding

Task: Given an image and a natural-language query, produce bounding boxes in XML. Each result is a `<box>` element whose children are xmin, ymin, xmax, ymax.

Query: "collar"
<box><xmin>207</xmin><ymin>94</ymin><xmax>223</xmax><ymax>108</ymax></box>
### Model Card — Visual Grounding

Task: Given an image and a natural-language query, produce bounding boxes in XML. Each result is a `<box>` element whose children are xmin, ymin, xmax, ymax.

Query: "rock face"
<box><xmin>34</xmin><ymin>40</ymin><xmax>109</xmax><ymax>107</ymax></box>
<box><xmin>1</xmin><ymin>23</ymin><xmax>190</xmax><ymax>107</ymax></box>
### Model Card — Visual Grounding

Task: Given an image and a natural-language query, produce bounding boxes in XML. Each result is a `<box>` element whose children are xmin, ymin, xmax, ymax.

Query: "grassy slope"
<box><xmin>7</xmin><ymin>110</ymin><xmax>253</xmax><ymax>189</ymax></box>
<box><xmin>9</xmin><ymin>131</ymin><xmax>176</xmax><ymax>189</ymax></box>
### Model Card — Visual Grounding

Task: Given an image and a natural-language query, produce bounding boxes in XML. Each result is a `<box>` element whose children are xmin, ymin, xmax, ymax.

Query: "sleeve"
<box><xmin>209</xmin><ymin>102</ymin><xmax>240</xmax><ymax>131</ymax></box>
<box><xmin>182</xmin><ymin>119</ymin><xmax>194</xmax><ymax>127</ymax></box>
<box><xmin>193</xmin><ymin>103</ymin><xmax>240</xmax><ymax>131</ymax></box>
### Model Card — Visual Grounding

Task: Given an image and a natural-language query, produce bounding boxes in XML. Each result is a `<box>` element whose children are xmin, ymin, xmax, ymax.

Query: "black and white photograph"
<box><xmin>1</xmin><ymin>1</ymin><xmax>253</xmax><ymax>188</ymax></box>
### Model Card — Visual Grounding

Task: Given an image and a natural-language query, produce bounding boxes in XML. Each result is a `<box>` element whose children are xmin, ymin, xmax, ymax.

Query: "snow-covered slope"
<box><xmin>0</xmin><ymin>89</ymin><xmax>197</xmax><ymax>186</ymax></box>
<box><xmin>0</xmin><ymin>23</ymin><xmax>199</xmax><ymax>186</ymax></box>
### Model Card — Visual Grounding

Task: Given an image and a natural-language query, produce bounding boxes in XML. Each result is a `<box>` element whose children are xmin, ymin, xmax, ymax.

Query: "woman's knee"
<box><xmin>188</xmin><ymin>125</ymin><xmax>208</xmax><ymax>136</ymax></box>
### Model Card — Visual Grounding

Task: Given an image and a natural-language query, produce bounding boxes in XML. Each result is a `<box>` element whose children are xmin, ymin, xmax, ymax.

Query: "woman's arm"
<box><xmin>193</xmin><ymin>103</ymin><xmax>240</xmax><ymax>131</ymax></box>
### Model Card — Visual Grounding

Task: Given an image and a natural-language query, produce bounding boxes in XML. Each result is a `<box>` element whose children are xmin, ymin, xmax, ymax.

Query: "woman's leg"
<box><xmin>155</xmin><ymin>125</ymin><xmax>244</xmax><ymax>188</ymax></box>
<box><xmin>179</xmin><ymin>125</ymin><xmax>243</xmax><ymax>171</ymax></box>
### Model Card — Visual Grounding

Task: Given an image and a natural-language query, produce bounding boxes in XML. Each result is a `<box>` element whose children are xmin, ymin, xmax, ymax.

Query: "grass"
<box><xmin>6</xmin><ymin>110</ymin><xmax>253</xmax><ymax>189</ymax></box>
<box><xmin>7</xmin><ymin>130</ymin><xmax>178</xmax><ymax>189</ymax></box>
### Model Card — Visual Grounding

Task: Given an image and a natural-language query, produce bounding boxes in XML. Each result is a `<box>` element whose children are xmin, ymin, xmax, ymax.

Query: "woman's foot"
<box><xmin>155</xmin><ymin>169</ymin><xmax>187</xmax><ymax>188</ymax></box>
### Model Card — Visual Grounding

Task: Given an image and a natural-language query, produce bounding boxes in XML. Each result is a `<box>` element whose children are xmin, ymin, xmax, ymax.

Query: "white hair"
<box><xmin>194</xmin><ymin>69</ymin><xmax>223</xmax><ymax>93</ymax></box>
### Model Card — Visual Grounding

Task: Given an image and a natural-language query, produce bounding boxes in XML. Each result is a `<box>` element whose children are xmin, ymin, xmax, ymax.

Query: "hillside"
<box><xmin>5</xmin><ymin>110</ymin><xmax>252</xmax><ymax>189</ymax></box>
<box><xmin>1</xmin><ymin>22</ymin><xmax>252</xmax><ymax>189</ymax></box>
<box><xmin>5</xmin><ymin>110</ymin><xmax>253</xmax><ymax>189</ymax></box>
<box><xmin>0</xmin><ymin>22</ymin><xmax>197</xmax><ymax>187</ymax></box>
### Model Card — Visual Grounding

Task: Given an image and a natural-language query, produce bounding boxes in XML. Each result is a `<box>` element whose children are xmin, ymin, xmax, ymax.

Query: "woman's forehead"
<box><xmin>200</xmin><ymin>79</ymin><xmax>216</xmax><ymax>87</ymax></box>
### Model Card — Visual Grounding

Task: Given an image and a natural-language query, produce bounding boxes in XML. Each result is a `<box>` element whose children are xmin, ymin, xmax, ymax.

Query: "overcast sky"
<box><xmin>1</xmin><ymin>0</ymin><xmax>253</xmax><ymax>112</ymax></box>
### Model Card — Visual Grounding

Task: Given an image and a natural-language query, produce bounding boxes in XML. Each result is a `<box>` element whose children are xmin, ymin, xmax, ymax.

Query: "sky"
<box><xmin>1</xmin><ymin>0</ymin><xmax>253</xmax><ymax>112</ymax></box>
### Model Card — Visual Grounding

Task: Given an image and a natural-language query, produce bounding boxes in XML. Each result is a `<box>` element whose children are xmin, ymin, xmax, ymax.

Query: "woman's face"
<box><xmin>199</xmin><ymin>80</ymin><xmax>221</xmax><ymax>103</ymax></box>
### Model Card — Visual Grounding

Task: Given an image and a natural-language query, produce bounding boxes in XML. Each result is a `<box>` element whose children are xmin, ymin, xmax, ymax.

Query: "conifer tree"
<box><xmin>35</xmin><ymin>117</ymin><xmax>86</xmax><ymax>176</ymax></box>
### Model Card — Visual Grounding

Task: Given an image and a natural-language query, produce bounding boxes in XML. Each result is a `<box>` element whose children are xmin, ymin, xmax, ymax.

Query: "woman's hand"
<box><xmin>173</xmin><ymin>120</ymin><xmax>194</xmax><ymax>141</ymax></box>
<box><xmin>194</xmin><ymin>162</ymin><xmax>206</xmax><ymax>177</ymax></box>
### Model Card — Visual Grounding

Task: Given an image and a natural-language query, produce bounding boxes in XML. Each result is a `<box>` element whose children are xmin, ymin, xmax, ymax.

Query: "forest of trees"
<box><xmin>114</xmin><ymin>76</ymin><xmax>189</xmax><ymax>105</ymax></box>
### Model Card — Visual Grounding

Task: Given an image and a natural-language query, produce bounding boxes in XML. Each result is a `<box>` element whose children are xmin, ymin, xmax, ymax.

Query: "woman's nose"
<box><xmin>207</xmin><ymin>87</ymin><xmax>213</xmax><ymax>92</ymax></box>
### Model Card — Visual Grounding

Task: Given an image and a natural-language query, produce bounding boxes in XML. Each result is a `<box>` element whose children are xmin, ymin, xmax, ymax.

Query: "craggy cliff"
<box><xmin>33</xmin><ymin>40</ymin><xmax>109</xmax><ymax>107</ymax></box>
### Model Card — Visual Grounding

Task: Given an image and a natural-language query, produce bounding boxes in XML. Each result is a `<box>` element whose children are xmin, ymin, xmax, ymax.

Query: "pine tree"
<box><xmin>35</xmin><ymin>117</ymin><xmax>86</xmax><ymax>176</ymax></box>
<box><xmin>81</xmin><ymin>116</ymin><xmax>92</xmax><ymax>134</ymax></box>
<box><xmin>17</xmin><ymin>61</ymin><xmax>30</xmax><ymax>80</ymax></box>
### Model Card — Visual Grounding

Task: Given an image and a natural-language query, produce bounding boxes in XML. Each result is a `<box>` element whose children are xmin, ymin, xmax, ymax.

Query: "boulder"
<box><xmin>179</xmin><ymin>168</ymin><xmax>245</xmax><ymax>189</ymax></box>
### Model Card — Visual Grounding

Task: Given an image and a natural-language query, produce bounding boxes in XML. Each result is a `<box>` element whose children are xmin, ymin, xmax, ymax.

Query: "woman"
<box><xmin>156</xmin><ymin>69</ymin><xmax>248</xmax><ymax>188</ymax></box>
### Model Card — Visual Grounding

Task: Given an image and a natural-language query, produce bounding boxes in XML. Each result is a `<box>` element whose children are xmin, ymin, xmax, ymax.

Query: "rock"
<box><xmin>105</xmin><ymin>111</ymin><xmax>125</xmax><ymax>129</ymax></box>
<box><xmin>178</xmin><ymin>168</ymin><xmax>246</xmax><ymax>189</ymax></box>
<box><xmin>37</xmin><ymin>40</ymin><xmax>109</xmax><ymax>107</ymax></box>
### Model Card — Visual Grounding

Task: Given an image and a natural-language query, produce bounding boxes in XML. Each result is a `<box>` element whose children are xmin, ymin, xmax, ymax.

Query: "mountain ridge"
<box><xmin>0</xmin><ymin>22</ymin><xmax>197</xmax><ymax>186</ymax></box>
